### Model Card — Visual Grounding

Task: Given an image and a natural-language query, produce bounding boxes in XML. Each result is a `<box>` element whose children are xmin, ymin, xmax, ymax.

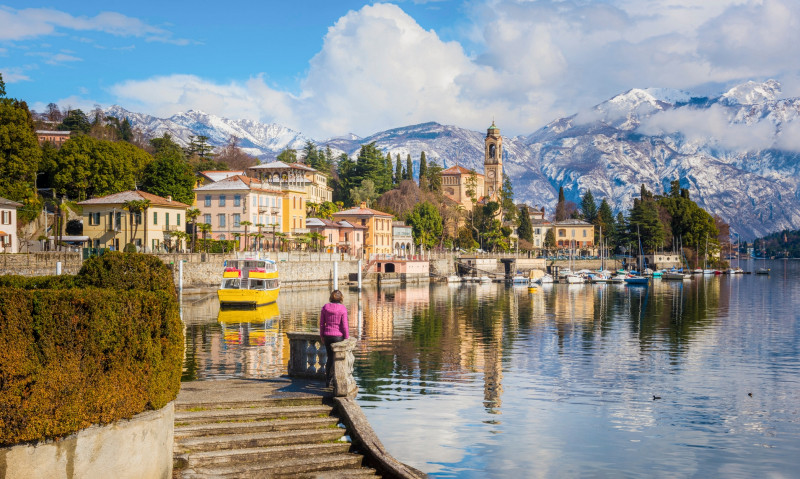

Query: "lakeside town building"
<box><xmin>35</xmin><ymin>130</ymin><xmax>71</xmax><ymax>147</ymax></box>
<box><xmin>306</xmin><ymin>217</ymin><xmax>366</xmax><ymax>254</ymax></box>
<box><xmin>248</xmin><ymin>161</ymin><xmax>333</xmax><ymax>205</ymax></box>
<box><xmin>193</xmin><ymin>175</ymin><xmax>286</xmax><ymax>250</ymax></box>
<box><xmin>332</xmin><ymin>202</ymin><xmax>394</xmax><ymax>257</ymax></box>
<box><xmin>0</xmin><ymin>196</ymin><xmax>23</xmax><ymax>253</ymax></box>
<box><xmin>77</xmin><ymin>190</ymin><xmax>189</xmax><ymax>252</ymax></box>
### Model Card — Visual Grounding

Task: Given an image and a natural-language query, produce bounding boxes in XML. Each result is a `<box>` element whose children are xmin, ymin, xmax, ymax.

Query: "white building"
<box><xmin>0</xmin><ymin>196</ymin><xmax>23</xmax><ymax>253</ymax></box>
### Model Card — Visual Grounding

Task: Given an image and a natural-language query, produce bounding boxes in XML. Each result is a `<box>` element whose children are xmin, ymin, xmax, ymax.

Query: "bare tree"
<box><xmin>215</xmin><ymin>136</ymin><xmax>258</xmax><ymax>170</ymax></box>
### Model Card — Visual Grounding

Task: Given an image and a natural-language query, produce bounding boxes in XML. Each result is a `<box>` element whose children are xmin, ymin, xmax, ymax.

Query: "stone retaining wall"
<box><xmin>0</xmin><ymin>402</ymin><xmax>174</xmax><ymax>479</ymax></box>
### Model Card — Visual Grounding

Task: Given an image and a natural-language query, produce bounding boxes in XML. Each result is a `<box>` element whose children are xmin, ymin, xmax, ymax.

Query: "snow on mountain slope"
<box><xmin>106</xmin><ymin>79</ymin><xmax>800</xmax><ymax>239</ymax></box>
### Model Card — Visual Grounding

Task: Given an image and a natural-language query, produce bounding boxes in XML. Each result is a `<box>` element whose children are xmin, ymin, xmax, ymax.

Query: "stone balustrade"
<box><xmin>287</xmin><ymin>332</ymin><xmax>358</xmax><ymax>398</ymax></box>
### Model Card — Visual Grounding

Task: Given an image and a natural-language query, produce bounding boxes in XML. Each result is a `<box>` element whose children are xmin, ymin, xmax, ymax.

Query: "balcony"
<box><xmin>292</xmin><ymin>228</ymin><xmax>310</xmax><ymax>235</ymax></box>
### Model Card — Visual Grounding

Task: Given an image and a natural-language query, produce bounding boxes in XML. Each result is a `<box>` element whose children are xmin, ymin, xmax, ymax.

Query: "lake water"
<box><xmin>181</xmin><ymin>259</ymin><xmax>800</xmax><ymax>478</ymax></box>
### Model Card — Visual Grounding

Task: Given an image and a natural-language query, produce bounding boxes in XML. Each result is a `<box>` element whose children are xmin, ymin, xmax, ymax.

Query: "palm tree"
<box><xmin>123</xmin><ymin>199</ymin><xmax>150</xmax><ymax>251</ymax></box>
<box><xmin>274</xmin><ymin>232</ymin><xmax>287</xmax><ymax>252</ymax></box>
<box><xmin>198</xmin><ymin>223</ymin><xmax>212</xmax><ymax>254</ymax></box>
<box><xmin>309</xmin><ymin>231</ymin><xmax>325</xmax><ymax>252</ymax></box>
<box><xmin>170</xmin><ymin>230</ymin><xmax>189</xmax><ymax>252</ymax></box>
<box><xmin>240</xmin><ymin>220</ymin><xmax>252</xmax><ymax>252</ymax></box>
<box><xmin>255</xmin><ymin>223</ymin><xmax>265</xmax><ymax>251</ymax></box>
<box><xmin>306</xmin><ymin>201</ymin><xmax>320</xmax><ymax>218</ymax></box>
<box><xmin>232</xmin><ymin>232</ymin><xmax>241</xmax><ymax>251</ymax></box>
<box><xmin>186</xmin><ymin>208</ymin><xmax>201</xmax><ymax>253</ymax></box>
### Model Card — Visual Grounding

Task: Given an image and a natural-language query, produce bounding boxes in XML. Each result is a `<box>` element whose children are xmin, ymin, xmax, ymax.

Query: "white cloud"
<box><xmin>0</xmin><ymin>67</ymin><xmax>31</xmax><ymax>83</ymax></box>
<box><xmin>0</xmin><ymin>6</ymin><xmax>189</xmax><ymax>44</ymax></box>
<box><xmin>638</xmin><ymin>104</ymin><xmax>778</xmax><ymax>151</ymax></box>
<box><xmin>99</xmin><ymin>0</ymin><xmax>800</xmax><ymax>142</ymax></box>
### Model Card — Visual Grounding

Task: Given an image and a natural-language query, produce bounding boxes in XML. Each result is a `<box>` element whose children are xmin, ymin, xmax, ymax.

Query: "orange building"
<box><xmin>332</xmin><ymin>202</ymin><xmax>394</xmax><ymax>258</ymax></box>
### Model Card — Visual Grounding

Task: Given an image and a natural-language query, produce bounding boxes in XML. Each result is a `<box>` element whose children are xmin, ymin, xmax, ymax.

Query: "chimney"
<box><xmin>166</xmin><ymin>195</ymin><xmax>172</xmax><ymax>202</ymax></box>
<box><xmin>360</xmin><ymin>201</ymin><xmax>367</xmax><ymax>208</ymax></box>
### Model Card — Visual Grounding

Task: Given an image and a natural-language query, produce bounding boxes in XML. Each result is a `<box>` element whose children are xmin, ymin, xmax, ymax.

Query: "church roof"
<box><xmin>441</xmin><ymin>165</ymin><xmax>483</xmax><ymax>176</ymax></box>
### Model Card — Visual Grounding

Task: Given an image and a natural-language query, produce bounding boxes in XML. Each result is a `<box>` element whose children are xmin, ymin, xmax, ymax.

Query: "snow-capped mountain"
<box><xmin>104</xmin><ymin>106</ymin><xmax>310</xmax><ymax>159</ymax></box>
<box><xmin>107</xmin><ymin>79</ymin><xmax>800</xmax><ymax>239</ymax></box>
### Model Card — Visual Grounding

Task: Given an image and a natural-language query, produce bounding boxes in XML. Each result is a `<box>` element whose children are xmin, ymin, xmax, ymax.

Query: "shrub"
<box><xmin>0</xmin><ymin>252</ymin><xmax>183</xmax><ymax>446</ymax></box>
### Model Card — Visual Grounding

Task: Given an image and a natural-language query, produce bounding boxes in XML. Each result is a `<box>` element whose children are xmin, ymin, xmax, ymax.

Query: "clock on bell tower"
<box><xmin>484</xmin><ymin>121</ymin><xmax>503</xmax><ymax>201</ymax></box>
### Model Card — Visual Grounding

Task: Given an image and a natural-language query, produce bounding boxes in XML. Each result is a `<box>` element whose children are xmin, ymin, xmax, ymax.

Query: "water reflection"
<box><xmin>181</xmin><ymin>261</ymin><xmax>800</xmax><ymax>478</ymax></box>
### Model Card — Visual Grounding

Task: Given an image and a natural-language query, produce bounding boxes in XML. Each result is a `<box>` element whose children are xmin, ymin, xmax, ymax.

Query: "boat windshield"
<box><xmin>223</xmin><ymin>278</ymin><xmax>240</xmax><ymax>289</ymax></box>
<box><xmin>249</xmin><ymin>279</ymin><xmax>266</xmax><ymax>290</ymax></box>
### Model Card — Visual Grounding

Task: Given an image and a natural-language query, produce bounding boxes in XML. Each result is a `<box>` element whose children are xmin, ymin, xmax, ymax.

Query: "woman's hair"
<box><xmin>329</xmin><ymin>290</ymin><xmax>344</xmax><ymax>303</ymax></box>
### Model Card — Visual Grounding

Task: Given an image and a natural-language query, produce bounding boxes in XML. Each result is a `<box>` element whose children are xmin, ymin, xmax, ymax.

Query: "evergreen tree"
<box><xmin>59</xmin><ymin>109</ymin><xmax>91</xmax><ymax>134</ymax></box>
<box><xmin>426</xmin><ymin>159</ymin><xmax>442</xmax><ymax>193</ymax></box>
<box><xmin>418</xmin><ymin>151</ymin><xmax>428</xmax><ymax>191</ymax></box>
<box><xmin>611</xmin><ymin>212</ymin><xmax>627</xmax><ymax>252</ymax></box>
<box><xmin>500</xmin><ymin>173</ymin><xmax>516</xmax><ymax>224</ymax></box>
<box><xmin>581</xmin><ymin>189</ymin><xmax>597</xmax><ymax>223</ymax></box>
<box><xmin>302</xmin><ymin>141</ymin><xmax>318</xmax><ymax>167</ymax></box>
<box><xmin>187</xmin><ymin>135</ymin><xmax>215</xmax><ymax>160</ymax></box>
<box><xmin>0</xmin><ymin>73</ymin><xmax>5</xmax><ymax>97</ymax></box>
<box><xmin>119</xmin><ymin>118</ymin><xmax>133</xmax><ymax>142</ymax></box>
<box><xmin>140</xmin><ymin>148</ymin><xmax>196</xmax><ymax>205</ymax></box>
<box><xmin>597</xmin><ymin>198</ymin><xmax>614</xmax><ymax>240</ymax></box>
<box><xmin>555</xmin><ymin>186</ymin><xmax>567</xmax><ymax>221</ymax></box>
<box><xmin>0</xmin><ymin>94</ymin><xmax>41</xmax><ymax>203</ymax></box>
<box><xmin>407</xmin><ymin>201</ymin><xmax>444</xmax><ymax>249</ymax></box>
<box><xmin>544</xmin><ymin>228</ymin><xmax>556</xmax><ymax>249</ymax></box>
<box><xmin>394</xmin><ymin>154</ymin><xmax>403</xmax><ymax>187</ymax></box>
<box><xmin>405</xmin><ymin>154</ymin><xmax>413</xmax><ymax>180</ymax></box>
<box><xmin>517</xmin><ymin>205</ymin><xmax>533</xmax><ymax>242</ymax></box>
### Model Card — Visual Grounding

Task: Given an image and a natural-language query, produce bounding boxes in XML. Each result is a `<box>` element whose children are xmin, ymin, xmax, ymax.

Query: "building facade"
<box><xmin>332</xmin><ymin>202</ymin><xmax>394</xmax><ymax>257</ymax></box>
<box><xmin>248</xmin><ymin>161</ymin><xmax>333</xmax><ymax>205</ymax></box>
<box><xmin>553</xmin><ymin>219</ymin><xmax>595</xmax><ymax>249</ymax></box>
<box><xmin>193</xmin><ymin>175</ymin><xmax>284</xmax><ymax>250</ymax></box>
<box><xmin>0</xmin><ymin>196</ymin><xmax>23</xmax><ymax>253</ymax></box>
<box><xmin>392</xmin><ymin>221</ymin><xmax>414</xmax><ymax>258</ymax></box>
<box><xmin>35</xmin><ymin>130</ymin><xmax>71</xmax><ymax>147</ymax></box>
<box><xmin>78</xmin><ymin>191</ymin><xmax>189</xmax><ymax>252</ymax></box>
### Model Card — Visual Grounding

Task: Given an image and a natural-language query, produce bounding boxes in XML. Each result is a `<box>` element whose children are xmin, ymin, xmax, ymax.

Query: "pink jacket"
<box><xmin>319</xmin><ymin>303</ymin><xmax>350</xmax><ymax>339</ymax></box>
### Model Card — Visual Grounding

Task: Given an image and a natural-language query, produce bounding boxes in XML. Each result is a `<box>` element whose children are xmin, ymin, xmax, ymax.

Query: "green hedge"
<box><xmin>0</xmin><ymin>252</ymin><xmax>183</xmax><ymax>446</ymax></box>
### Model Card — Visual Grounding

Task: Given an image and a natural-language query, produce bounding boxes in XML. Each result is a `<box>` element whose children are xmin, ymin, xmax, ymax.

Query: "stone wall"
<box><xmin>0</xmin><ymin>402</ymin><xmax>174</xmax><ymax>479</ymax></box>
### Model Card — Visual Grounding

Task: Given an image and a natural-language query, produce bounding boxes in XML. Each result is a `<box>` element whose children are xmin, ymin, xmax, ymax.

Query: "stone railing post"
<box><xmin>331</xmin><ymin>338</ymin><xmax>358</xmax><ymax>397</ymax></box>
<box><xmin>286</xmin><ymin>332</ymin><xmax>326</xmax><ymax>379</ymax></box>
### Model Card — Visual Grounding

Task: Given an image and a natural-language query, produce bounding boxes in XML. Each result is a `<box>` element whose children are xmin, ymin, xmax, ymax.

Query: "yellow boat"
<box><xmin>217</xmin><ymin>302</ymin><xmax>281</xmax><ymax>324</ymax></box>
<box><xmin>218</xmin><ymin>303</ymin><xmax>281</xmax><ymax>346</ymax></box>
<box><xmin>218</xmin><ymin>258</ymin><xmax>280</xmax><ymax>309</ymax></box>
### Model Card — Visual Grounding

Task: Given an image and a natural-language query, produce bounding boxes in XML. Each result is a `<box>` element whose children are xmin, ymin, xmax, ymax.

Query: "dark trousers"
<box><xmin>323</xmin><ymin>335</ymin><xmax>344</xmax><ymax>385</ymax></box>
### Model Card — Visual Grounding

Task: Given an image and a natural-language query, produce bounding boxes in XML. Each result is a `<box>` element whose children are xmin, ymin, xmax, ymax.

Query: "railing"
<box><xmin>286</xmin><ymin>332</ymin><xmax>358</xmax><ymax>398</ymax></box>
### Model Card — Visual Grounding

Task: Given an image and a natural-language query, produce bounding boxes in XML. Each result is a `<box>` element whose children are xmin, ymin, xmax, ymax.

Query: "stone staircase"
<box><xmin>173</xmin><ymin>395</ymin><xmax>381</xmax><ymax>478</ymax></box>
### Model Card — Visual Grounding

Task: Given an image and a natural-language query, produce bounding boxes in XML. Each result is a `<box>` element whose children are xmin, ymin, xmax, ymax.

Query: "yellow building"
<box><xmin>282</xmin><ymin>186</ymin><xmax>308</xmax><ymax>236</ymax></box>
<box><xmin>332</xmin><ymin>202</ymin><xmax>394</xmax><ymax>257</ymax></box>
<box><xmin>78</xmin><ymin>190</ymin><xmax>190</xmax><ymax>252</ymax></box>
<box><xmin>553</xmin><ymin>219</ymin><xmax>595</xmax><ymax>250</ymax></box>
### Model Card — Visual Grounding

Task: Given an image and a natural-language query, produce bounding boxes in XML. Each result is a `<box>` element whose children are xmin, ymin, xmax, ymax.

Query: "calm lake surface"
<box><xmin>181</xmin><ymin>259</ymin><xmax>800</xmax><ymax>478</ymax></box>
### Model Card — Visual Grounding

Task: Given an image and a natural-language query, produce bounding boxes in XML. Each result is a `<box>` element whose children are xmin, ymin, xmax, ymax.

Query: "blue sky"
<box><xmin>3</xmin><ymin>1</ymin><xmax>800</xmax><ymax>139</ymax></box>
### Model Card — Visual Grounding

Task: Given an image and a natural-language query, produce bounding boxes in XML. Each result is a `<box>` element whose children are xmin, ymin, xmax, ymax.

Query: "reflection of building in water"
<box><xmin>483</xmin><ymin>309</ymin><xmax>504</xmax><ymax>412</ymax></box>
<box><xmin>360</xmin><ymin>289</ymin><xmax>394</xmax><ymax>341</ymax></box>
<box><xmin>553</xmin><ymin>285</ymin><xmax>595</xmax><ymax>324</ymax></box>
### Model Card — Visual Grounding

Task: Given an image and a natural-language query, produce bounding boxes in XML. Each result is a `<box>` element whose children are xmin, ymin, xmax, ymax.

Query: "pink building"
<box><xmin>305</xmin><ymin>217</ymin><xmax>366</xmax><ymax>254</ymax></box>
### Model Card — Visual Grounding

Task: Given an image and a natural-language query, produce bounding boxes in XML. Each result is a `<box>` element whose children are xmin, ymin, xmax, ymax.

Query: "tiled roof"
<box><xmin>332</xmin><ymin>204</ymin><xmax>393</xmax><ymax>218</ymax></box>
<box><xmin>336</xmin><ymin>220</ymin><xmax>367</xmax><ymax>229</ymax></box>
<box><xmin>250</xmin><ymin>161</ymin><xmax>317</xmax><ymax>172</ymax></box>
<box><xmin>194</xmin><ymin>175</ymin><xmax>281</xmax><ymax>193</ymax></box>
<box><xmin>200</xmin><ymin>170</ymin><xmax>244</xmax><ymax>182</ymax></box>
<box><xmin>307</xmin><ymin>217</ymin><xmax>340</xmax><ymax>228</ymax></box>
<box><xmin>77</xmin><ymin>190</ymin><xmax>190</xmax><ymax>208</ymax></box>
<box><xmin>0</xmin><ymin>196</ymin><xmax>23</xmax><ymax>208</ymax></box>
<box><xmin>441</xmin><ymin>165</ymin><xmax>480</xmax><ymax>175</ymax></box>
<box><xmin>553</xmin><ymin>219</ymin><xmax>592</xmax><ymax>226</ymax></box>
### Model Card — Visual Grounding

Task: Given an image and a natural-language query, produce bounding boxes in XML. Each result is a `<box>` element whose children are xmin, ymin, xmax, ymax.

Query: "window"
<box><xmin>234</xmin><ymin>195</ymin><xmax>241</xmax><ymax>207</ymax></box>
<box><xmin>1</xmin><ymin>210</ymin><xmax>10</xmax><ymax>224</ymax></box>
<box><xmin>204</xmin><ymin>214</ymin><xmax>211</xmax><ymax>224</ymax></box>
<box><xmin>218</xmin><ymin>214</ymin><xmax>226</xmax><ymax>227</ymax></box>
<box><xmin>165</xmin><ymin>213</ymin><xmax>170</xmax><ymax>226</ymax></box>
<box><xmin>177</xmin><ymin>214</ymin><xmax>181</xmax><ymax>226</ymax></box>
<box><xmin>153</xmin><ymin>211</ymin><xmax>158</xmax><ymax>225</ymax></box>
<box><xmin>583</xmin><ymin>229</ymin><xmax>587</xmax><ymax>237</ymax></box>
<box><xmin>204</xmin><ymin>195</ymin><xmax>211</xmax><ymax>207</ymax></box>
<box><xmin>134</xmin><ymin>212</ymin><xmax>142</xmax><ymax>225</ymax></box>
<box><xmin>328</xmin><ymin>233</ymin><xmax>333</xmax><ymax>243</ymax></box>
<box><xmin>88</xmin><ymin>212</ymin><xmax>100</xmax><ymax>225</ymax></box>
<box><xmin>219</xmin><ymin>195</ymin><xmax>226</xmax><ymax>206</ymax></box>
<box><xmin>535</xmin><ymin>228</ymin><xmax>540</xmax><ymax>235</ymax></box>
<box><xmin>233</xmin><ymin>214</ymin><xmax>241</xmax><ymax>227</ymax></box>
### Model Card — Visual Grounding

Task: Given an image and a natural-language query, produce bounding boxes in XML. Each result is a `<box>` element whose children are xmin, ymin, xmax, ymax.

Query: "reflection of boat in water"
<box><xmin>218</xmin><ymin>257</ymin><xmax>280</xmax><ymax>309</ymax></box>
<box><xmin>217</xmin><ymin>302</ymin><xmax>281</xmax><ymax>324</ymax></box>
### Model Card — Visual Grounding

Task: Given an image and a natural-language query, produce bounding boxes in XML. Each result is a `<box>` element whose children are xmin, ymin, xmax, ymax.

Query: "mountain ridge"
<box><xmin>104</xmin><ymin>79</ymin><xmax>800</xmax><ymax>239</ymax></box>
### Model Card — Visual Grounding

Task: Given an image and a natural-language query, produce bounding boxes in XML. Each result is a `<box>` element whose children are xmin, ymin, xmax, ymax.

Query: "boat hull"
<box><xmin>218</xmin><ymin>288</ymin><xmax>280</xmax><ymax>309</ymax></box>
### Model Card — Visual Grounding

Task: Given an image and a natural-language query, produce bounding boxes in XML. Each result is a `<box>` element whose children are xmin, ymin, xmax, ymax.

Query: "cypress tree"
<box><xmin>394</xmin><ymin>154</ymin><xmax>402</xmax><ymax>186</ymax></box>
<box><xmin>418</xmin><ymin>151</ymin><xmax>428</xmax><ymax>191</ymax></box>
<box><xmin>555</xmin><ymin>186</ymin><xmax>567</xmax><ymax>221</ymax></box>
<box><xmin>406</xmin><ymin>154</ymin><xmax>413</xmax><ymax>180</ymax></box>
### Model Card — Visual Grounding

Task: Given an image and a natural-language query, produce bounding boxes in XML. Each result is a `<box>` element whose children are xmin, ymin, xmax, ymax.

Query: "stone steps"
<box><xmin>173</xmin><ymin>394</ymin><xmax>381</xmax><ymax>478</ymax></box>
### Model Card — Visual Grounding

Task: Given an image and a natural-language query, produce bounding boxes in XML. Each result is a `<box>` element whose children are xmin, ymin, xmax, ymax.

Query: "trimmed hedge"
<box><xmin>0</xmin><ymin>252</ymin><xmax>183</xmax><ymax>446</ymax></box>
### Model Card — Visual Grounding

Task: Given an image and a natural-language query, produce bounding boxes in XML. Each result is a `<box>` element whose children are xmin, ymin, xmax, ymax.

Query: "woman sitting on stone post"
<box><xmin>319</xmin><ymin>290</ymin><xmax>350</xmax><ymax>387</ymax></box>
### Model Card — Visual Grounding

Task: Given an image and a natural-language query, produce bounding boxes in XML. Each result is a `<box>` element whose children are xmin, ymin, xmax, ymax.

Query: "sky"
<box><xmin>2</xmin><ymin>0</ymin><xmax>800</xmax><ymax>139</ymax></box>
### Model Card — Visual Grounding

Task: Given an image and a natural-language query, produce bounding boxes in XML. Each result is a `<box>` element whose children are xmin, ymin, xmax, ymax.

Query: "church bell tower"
<box><xmin>484</xmin><ymin>121</ymin><xmax>503</xmax><ymax>201</ymax></box>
